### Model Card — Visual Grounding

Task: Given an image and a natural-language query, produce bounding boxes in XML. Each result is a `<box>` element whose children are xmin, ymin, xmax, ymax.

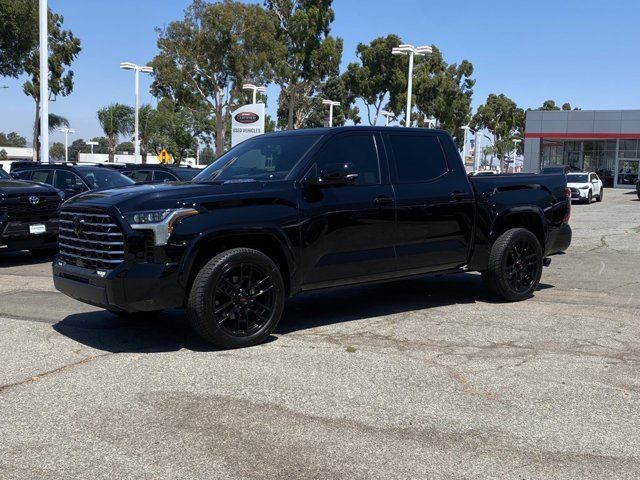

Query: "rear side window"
<box><xmin>388</xmin><ymin>135</ymin><xmax>448</xmax><ymax>183</ymax></box>
<box><xmin>31</xmin><ymin>170</ymin><xmax>52</xmax><ymax>184</ymax></box>
<box><xmin>126</xmin><ymin>170</ymin><xmax>153</xmax><ymax>182</ymax></box>
<box><xmin>153</xmin><ymin>170</ymin><xmax>177</xmax><ymax>182</ymax></box>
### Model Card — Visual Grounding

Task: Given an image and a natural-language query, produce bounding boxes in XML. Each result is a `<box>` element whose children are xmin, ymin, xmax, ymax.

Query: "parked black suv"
<box><xmin>106</xmin><ymin>164</ymin><xmax>201</xmax><ymax>182</ymax></box>
<box><xmin>12</xmin><ymin>163</ymin><xmax>135</xmax><ymax>199</ymax></box>
<box><xmin>0</xmin><ymin>167</ymin><xmax>63</xmax><ymax>255</ymax></box>
<box><xmin>53</xmin><ymin>127</ymin><xmax>572</xmax><ymax>348</ymax></box>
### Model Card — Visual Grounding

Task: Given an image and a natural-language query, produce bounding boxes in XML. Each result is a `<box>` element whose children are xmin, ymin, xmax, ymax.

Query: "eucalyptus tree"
<box><xmin>151</xmin><ymin>0</ymin><xmax>282</xmax><ymax>156</ymax></box>
<box><xmin>20</xmin><ymin>8</ymin><xmax>81</xmax><ymax>161</ymax></box>
<box><xmin>97</xmin><ymin>104</ymin><xmax>134</xmax><ymax>162</ymax></box>
<box><xmin>265</xmin><ymin>0</ymin><xmax>343</xmax><ymax>129</ymax></box>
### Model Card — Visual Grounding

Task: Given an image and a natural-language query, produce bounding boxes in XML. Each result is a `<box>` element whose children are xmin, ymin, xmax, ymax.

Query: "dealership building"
<box><xmin>523</xmin><ymin>109</ymin><xmax>640</xmax><ymax>187</ymax></box>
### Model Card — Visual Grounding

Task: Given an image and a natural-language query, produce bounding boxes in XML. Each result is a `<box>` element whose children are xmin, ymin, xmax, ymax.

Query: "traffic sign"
<box><xmin>158</xmin><ymin>149</ymin><xmax>171</xmax><ymax>164</ymax></box>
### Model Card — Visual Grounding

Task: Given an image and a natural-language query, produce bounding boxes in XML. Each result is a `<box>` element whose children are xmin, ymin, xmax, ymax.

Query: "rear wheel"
<box><xmin>187</xmin><ymin>248</ymin><xmax>285</xmax><ymax>349</ymax></box>
<box><xmin>482</xmin><ymin>228</ymin><xmax>543</xmax><ymax>302</ymax></box>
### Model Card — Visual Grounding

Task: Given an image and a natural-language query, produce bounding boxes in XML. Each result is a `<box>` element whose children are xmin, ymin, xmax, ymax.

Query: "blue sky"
<box><xmin>1</xmin><ymin>0</ymin><xmax>639</xmax><ymax>145</ymax></box>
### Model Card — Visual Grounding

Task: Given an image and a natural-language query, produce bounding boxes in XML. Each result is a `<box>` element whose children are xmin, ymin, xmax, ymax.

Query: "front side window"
<box><xmin>54</xmin><ymin>170</ymin><xmax>84</xmax><ymax>190</ymax></box>
<box><xmin>153</xmin><ymin>170</ymin><xmax>178</xmax><ymax>182</ymax></box>
<box><xmin>312</xmin><ymin>134</ymin><xmax>380</xmax><ymax>185</ymax></box>
<box><xmin>0</xmin><ymin>168</ymin><xmax>9</xmax><ymax>179</ymax></box>
<box><xmin>389</xmin><ymin>135</ymin><xmax>448</xmax><ymax>183</ymax></box>
<box><xmin>194</xmin><ymin>134</ymin><xmax>320</xmax><ymax>183</ymax></box>
<box><xmin>126</xmin><ymin>170</ymin><xmax>153</xmax><ymax>182</ymax></box>
<box><xmin>81</xmin><ymin>169</ymin><xmax>135</xmax><ymax>189</ymax></box>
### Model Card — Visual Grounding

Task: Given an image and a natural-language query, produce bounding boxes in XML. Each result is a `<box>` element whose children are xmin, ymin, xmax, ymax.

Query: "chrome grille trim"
<box><xmin>58</xmin><ymin>209</ymin><xmax>125</xmax><ymax>270</ymax></box>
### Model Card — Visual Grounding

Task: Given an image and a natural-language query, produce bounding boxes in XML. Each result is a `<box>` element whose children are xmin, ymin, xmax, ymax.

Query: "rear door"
<box><xmin>297</xmin><ymin>131</ymin><xmax>397</xmax><ymax>288</ymax></box>
<box><xmin>384</xmin><ymin>131</ymin><xmax>475</xmax><ymax>273</ymax></box>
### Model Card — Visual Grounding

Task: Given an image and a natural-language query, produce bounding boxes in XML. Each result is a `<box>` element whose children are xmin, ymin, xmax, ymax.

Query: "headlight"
<box><xmin>124</xmin><ymin>208</ymin><xmax>198</xmax><ymax>245</ymax></box>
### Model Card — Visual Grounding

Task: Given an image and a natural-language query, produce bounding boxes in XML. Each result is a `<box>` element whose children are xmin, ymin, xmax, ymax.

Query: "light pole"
<box><xmin>391</xmin><ymin>44</ymin><xmax>432</xmax><ymax>127</ymax></box>
<box><xmin>511</xmin><ymin>138</ymin><xmax>522</xmax><ymax>173</ymax></box>
<box><xmin>381</xmin><ymin>110</ymin><xmax>394</xmax><ymax>126</ymax></box>
<box><xmin>59</xmin><ymin>128</ymin><xmax>75</xmax><ymax>162</ymax></box>
<box><xmin>461</xmin><ymin>125</ymin><xmax>471</xmax><ymax>163</ymax></box>
<box><xmin>120</xmin><ymin>62</ymin><xmax>154</xmax><ymax>164</ymax></box>
<box><xmin>39</xmin><ymin>0</ymin><xmax>49</xmax><ymax>163</ymax></box>
<box><xmin>242</xmin><ymin>83</ymin><xmax>266</xmax><ymax>104</ymax></box>
<box><xmin>86</xmin><ymin>140</ymin><xmax>98</xmax><ymax>154</ymax></box>
<box><xmin>321</xmin><ymin>99</ymin><xmax>340</xmax><ymax>127</ymax></box>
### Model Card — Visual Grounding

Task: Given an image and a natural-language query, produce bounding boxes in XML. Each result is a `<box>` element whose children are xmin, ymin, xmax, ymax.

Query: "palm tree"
<box><xmin>31</xmin><ymin>113</ymin><xmax>70</xmax><ymax>162</ymax></box>
<box><xmin>97</xmin><ymin>104</ymin><xmax>134</xmax><ymax>162</ymax></box>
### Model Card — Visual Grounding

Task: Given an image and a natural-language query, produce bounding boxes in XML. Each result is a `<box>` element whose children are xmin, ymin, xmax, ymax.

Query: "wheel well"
<box><xmin>186</xmin><ymin>233</ymin><xmax>292</xmax><ymax>298</ymax></box>
<box><xmin>494</xmin><ymin>212</ymin><xmax>545</xmax><ymax>250</ymax></box>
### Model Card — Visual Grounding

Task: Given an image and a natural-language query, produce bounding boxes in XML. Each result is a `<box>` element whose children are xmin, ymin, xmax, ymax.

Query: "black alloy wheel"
<box><xmin>213</xmin><ymin>263</ymin><xmax>276</xmax><ymax>337</ymax></box>
<box><xmin>504</xmin><ymin>238</ymin><xmax>541</xmax><ymax>294</ymax></box>
<box><xmin>482</xmin><ymin>228</ymin><xmax>543</xmax><ymax>302</ymax></box>
<box><xmin>188</xmin><ymin>248</ymin><xmax>285</xmax><ymax>348</ymax></box>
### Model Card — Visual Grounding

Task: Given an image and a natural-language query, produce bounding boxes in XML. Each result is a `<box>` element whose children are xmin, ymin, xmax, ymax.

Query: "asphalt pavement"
<box><xmin>1</xmin><ymin>188</ymin><xmax>639</xmax><ymax>479</ymax></box>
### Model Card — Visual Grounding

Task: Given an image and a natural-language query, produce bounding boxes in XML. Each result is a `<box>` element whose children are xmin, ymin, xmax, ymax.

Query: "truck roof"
<box><xmin>260</xmin><ymin>126</ymin><xmax>450</xmax><ymax>137</ymax></box>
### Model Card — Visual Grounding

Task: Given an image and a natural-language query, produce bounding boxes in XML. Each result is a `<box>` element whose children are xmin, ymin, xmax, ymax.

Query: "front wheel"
<box><xmin>482</xmin><ymin>228</ymin><xmax>543</xmax><ymax>302</ymax></box>
<box><xmin>596</xmin><ymin>187</ymin><xmax>604</xmax><ymax>202</ymax></box>
<box><xmin>583</xmin><ymin>190</ymin><xmax>592</xmax><ymax>204</ymax></box>
<box><xmin>187</xmin><ymin>248</ymin><xmax>285</xmax><ymax>349</ymax></box>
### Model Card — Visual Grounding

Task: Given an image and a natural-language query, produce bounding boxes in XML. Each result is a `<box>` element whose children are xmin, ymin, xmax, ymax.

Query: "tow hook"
<box><xmin>543</xmin><ymin>257</ymin><xmax>551</xmax><ymax>267</ymax></box>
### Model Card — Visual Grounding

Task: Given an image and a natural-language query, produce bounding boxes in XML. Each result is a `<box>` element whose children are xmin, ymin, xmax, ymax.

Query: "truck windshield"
<box><xmin>194</xmin><ymin>134</ymin><xmax>320</xmax><ymax>183</ymax></box>
<box><xmin>81</xmin><ymin>169</ymin><xmax>135</xmax><ymax>189</ymax></box>
<box><xmin>567</xmin><ymin>174</ymin><xmax>588</xmax><ymax>183</ymax></box>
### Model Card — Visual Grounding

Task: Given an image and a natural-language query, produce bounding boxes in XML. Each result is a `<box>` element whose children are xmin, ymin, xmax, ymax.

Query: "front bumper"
<box><xmin>0</xmin><ymin>217</ymin><xmax>59</xmax><ymax>251</ymax></box>
<box><xmin>52</xmin><ymin>257</ymin><xmax>186</xmax><ymax>312</ymax></box>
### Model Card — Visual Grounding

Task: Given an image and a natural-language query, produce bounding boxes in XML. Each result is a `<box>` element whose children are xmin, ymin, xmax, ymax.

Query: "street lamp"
<box><xmin>381</xmin><ymin>110</ymin><xmax>395</xmax><ymax>126</ymax></box>
<box><xmin>461</xmin><ymin>125</ymin><xmax>471</xmax><ymax>162</ymax></box>
<box><xmin>321</xmin><ymin>99</ymin><xmax>340</xmax><ymax>127</ymax></box>
<box><xmin>391</xmin><ymin>44</ymin><xmax>432</xmax><ymax>127</ymax></box>
<box><xmin>0</xmin><ymin>85</ymin><xmax>8</xmax><ymax>90</ymax></box>
<box><xmin>511</xmin><ymin>138</ymin><xmax>522</xmax><ymax>173</ymax></box>
<box><xmin>120</xmin><ymin>62</ymin><xmax>154</xmax><ymax>163</ymax></box>
<box><xmin>59</xmin><ymin>128</ymin><xmax>75</xmax><ymax>162</ymax></box>
<box><xmin>86</xmin><ymin>140</ymin><xmax>98</xmax><ymax>155</ymax></box>
<box><xmin>242</xmin><ymin>83</ymin><xmax>267</xmax><ymax>104</ymax></box>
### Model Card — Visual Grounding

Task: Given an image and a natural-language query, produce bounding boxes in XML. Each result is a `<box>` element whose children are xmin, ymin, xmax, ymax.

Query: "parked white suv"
<box><xmin>567</xmin><ymin>172</ymin><xmax>603</xmax><ymax>204</ymax></box>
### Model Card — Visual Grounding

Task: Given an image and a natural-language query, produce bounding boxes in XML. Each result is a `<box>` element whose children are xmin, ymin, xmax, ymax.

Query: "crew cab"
<box><xmin>53</xmin><ymin>127</ymin><xmax>572</xmax><ymax>348</ymax></box>
<box><xmin>0</xmin><ymin>167</ymin><xmax>63</xmax><ymax>255</ymax></box>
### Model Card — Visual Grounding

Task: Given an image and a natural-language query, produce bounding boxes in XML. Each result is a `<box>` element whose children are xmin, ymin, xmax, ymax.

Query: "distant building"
<box><xmin>0</xmin><ymin>146</ymin><xmax>34</xmax><ymax>161</ymax></box>
<box><xmin>524</xmin><ymin>110</ymin><xmax>640</xmax><ymax>187</ymax></box>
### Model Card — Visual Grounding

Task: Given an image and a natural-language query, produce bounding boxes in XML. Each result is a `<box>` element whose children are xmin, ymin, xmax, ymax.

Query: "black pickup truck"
<box><xmin>0</xmin><ymin>167</ymin><xmax>63</xmax><ymax>255</ymax></box>
<box><xmin>53</xmin><ymin>127</ymin><xmax>572</xmax><ymax>348</ymax></box>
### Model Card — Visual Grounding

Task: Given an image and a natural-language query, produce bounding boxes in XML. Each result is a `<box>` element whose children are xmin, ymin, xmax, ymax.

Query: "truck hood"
<box><xmin>62</xmin><ymin>180</ymin><xmax>273</xmax><ymax>213</ymax></box>
<box><xmin>0</xmin><ymin>179</ymin><xmax>59</xmax><ymax>197</ymax></box>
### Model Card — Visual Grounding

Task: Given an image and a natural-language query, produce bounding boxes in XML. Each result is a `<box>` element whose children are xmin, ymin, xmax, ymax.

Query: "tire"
<box><xmin>187</xmin><ymin>248</ymin><xmax>285</xmax><ymax>349</ymax></box>
<box><xmin>596</xmin><ymin>187</ymin><xmax>603</xmax><ymax>202</ymax></box>
<box><xmin>29</xmin><ymin>247</ymin><xmax>58</xmax><ymax>257</ymax></box>
<box><xmin>583</xmin><ymin>190</ymin><xmax>592</xmax><ymax>204</ymax></box>
<box><xmin>482</xmin><ymin>228</ymin><xmax>543</xmax><ymax>302</ymax></box>
<box><xmin>637</xmin><ymin>192</ymin><xmax>640</xmax><ymax>201</ymax></box>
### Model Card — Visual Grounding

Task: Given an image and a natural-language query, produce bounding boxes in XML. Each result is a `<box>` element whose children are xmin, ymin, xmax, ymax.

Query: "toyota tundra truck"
<box><xmin>53</xmin><ymin>127</ymin><xmax>572</xmax><ymax>348</ymax></box>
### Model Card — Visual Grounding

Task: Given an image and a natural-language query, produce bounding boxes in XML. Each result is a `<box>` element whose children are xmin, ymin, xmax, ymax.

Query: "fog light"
<box><xmin>96</xmin><ymin>270</ymin><xmax>107</xmax><ymax>278</ymax></box>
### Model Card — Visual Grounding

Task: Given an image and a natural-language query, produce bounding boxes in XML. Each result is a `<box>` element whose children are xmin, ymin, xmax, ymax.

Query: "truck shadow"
<box><xmin>53</xmin><ymin>273</ymin><xmax>554</xmax><ymax>353</ymax></box>
<box><xmin>0</xmin><ymin>251</ymin><xmax>54</xmax><ymax>267</ymax></box>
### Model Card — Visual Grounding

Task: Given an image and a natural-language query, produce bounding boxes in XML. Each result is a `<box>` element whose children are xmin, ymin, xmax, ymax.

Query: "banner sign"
<box><xmin>231</xmin><ymin>103</ymin><xmax>265</xmax><ymax>147</ymax></box>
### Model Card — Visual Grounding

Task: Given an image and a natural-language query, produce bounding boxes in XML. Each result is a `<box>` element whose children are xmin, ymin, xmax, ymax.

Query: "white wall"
<box><xmin>0</xmin><ymin>146</ymin><xmax>34</xmax><ymax>160</ymax></box>
<box><xmin>78</xmin><ymin>153</ymin><xmax>200</xmax><ymax>166</ymax></box>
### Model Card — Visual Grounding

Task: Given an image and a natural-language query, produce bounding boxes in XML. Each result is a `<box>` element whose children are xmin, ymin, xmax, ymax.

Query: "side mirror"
<box><xmin>308</xmin><ymin>163</ymin><xmax>358</xmax><ymax>186</ymax></box>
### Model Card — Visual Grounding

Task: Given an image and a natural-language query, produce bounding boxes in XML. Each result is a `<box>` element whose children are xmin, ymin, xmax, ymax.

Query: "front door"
<box><xmin>298</xmin><ymin>132</ymin><xmax>396</xmax><ymax>288</ymax></box>
<box><xmin>617</xmin><ymin>159</ymin><xmax>639</xmax><ymax>186</ymax></box>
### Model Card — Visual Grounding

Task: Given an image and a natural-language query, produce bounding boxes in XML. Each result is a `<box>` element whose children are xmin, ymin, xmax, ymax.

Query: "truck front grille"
<box><xmin>58</xmin><ymin>210</ymin><xmax>125</xmax><ymax>270</ymax></box>
<box><xmin>0</xmin><ymin>195</ymin><xmax>60</xmax><ymax>220</ymax></box>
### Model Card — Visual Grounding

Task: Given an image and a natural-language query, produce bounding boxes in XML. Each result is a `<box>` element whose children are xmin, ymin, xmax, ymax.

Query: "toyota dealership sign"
<box><xmin>231</xmin><ymin>103</ymin><xmax>265</xmax><ymax>147</ymax></box>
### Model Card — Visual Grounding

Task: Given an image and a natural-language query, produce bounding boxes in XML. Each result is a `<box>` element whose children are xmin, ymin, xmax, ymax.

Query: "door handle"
<box><xmin>373</xmin><ymin>195</ymin><xmax>395</xmax><ymax>205</ymax></box>
<box><xmin>450</xmin><ymin>191</ymin><xmax>472</xmax><ymax>201</ymax></box>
